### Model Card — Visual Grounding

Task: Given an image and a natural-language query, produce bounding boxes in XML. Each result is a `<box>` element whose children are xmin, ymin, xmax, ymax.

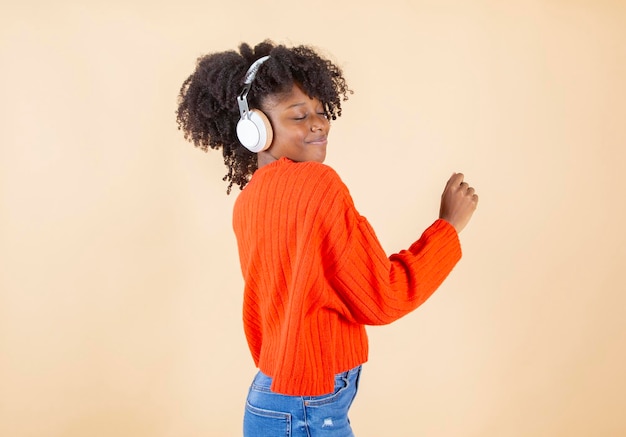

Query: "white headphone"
<box><xmin>236</xmin><ymin>56</ymin><xmax>273</xmax><ymax>153</ymax></box>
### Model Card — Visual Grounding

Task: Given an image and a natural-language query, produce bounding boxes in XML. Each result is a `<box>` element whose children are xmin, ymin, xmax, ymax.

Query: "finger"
<box><xmin>446</xmin><ymin>172</ymin><xmax>464</xmax><ymax>189</ymax></box>
<box><xmin>445</xmin><ymin>172</ymin><xmax>456</xmax><ymax>189</ymax></box>
<box><xmin>467</xmin><ymin>187</ymin><xmax>475</xmax><ymax>196</ymax></box>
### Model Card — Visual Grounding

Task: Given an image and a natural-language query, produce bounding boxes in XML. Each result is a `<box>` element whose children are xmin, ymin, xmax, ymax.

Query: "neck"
<box><xmin>257</xmin><ymin>150</ymin><xmax>279</xmax><ymax>169</ymax></box>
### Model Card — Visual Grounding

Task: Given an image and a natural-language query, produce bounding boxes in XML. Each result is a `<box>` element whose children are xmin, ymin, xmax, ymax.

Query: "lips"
<box><xmin>307</xmin><ymin>136</ymin><xmax>328</xmax><ymax>145</ymax></box>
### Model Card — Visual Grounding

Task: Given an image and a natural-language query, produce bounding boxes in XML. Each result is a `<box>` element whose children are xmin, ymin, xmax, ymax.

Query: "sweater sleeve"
<box><xmin>323</xmin><ymin>178</ymin><xmax>462</xmax><ymax>325</ymax></box>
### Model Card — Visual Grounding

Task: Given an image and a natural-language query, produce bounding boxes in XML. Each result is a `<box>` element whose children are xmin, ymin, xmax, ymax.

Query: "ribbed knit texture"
<box><xmin>232</xmin><ymin>157</ymin><xmax>462</xmax><ymax>396</ymax></box>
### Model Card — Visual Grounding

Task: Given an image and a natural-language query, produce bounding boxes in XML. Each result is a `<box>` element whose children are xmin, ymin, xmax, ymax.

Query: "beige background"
<box><xmin>1</xmin><ymin>0</ymin><xmax>625</xmax><ymax>436</ymax></box>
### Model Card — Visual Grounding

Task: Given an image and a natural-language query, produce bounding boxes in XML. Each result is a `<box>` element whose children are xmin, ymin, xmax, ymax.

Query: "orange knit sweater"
<box><xmin>233</xmin><ymin>157</ymin><xmax>462</xmax><ymax>396</ymax></box>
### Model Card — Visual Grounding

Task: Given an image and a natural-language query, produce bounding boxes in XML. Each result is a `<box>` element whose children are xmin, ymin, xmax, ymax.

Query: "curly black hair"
<box><xmin>176</xmin><ymin>40</ymin><xmax>352</xmax><ymax>194</ymax></box>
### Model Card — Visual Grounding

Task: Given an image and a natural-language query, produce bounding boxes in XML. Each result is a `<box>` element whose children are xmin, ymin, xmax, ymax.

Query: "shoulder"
<box><xmin>254</xmin><ymin>159</ymin><xmax>349</xmax><ymax>194</ymax></box>
<box><xmin>298</xmin><ymin>161</ymin><xmax>345</xmax><ymax>185</ymax></box>
<box><xmin>295</xmin><ymin>161</ymin><xmax>353</xmax><ymax>206</ymax></box>
<box><xmin>236</xmin><ymin>159</ymin><xmax>355</xmax><ymax>213</ymax></box>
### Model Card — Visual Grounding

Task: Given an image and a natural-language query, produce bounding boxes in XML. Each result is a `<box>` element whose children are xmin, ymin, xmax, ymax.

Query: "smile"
<box><xmin>307</xmin><ymin>136</ymin><xmax>327</xmax><ymax>145</ymax></box>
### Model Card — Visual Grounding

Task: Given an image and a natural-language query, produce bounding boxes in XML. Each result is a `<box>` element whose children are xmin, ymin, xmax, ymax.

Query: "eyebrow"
<box><xmin>285</xmin><ymin>102</ymin><xmax>307</xmax><ymax>109</ymax></box>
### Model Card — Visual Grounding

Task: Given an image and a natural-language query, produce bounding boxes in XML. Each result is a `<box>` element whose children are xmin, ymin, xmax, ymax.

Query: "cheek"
<box><xmin>279</xmin><ymin>126</ymin><xmax>304</xmax><ymax>143</ymax></box>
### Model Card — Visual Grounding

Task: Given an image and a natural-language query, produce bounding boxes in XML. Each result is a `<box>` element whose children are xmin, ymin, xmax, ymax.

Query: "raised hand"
<box><xmin>439</xmin><ymin>173</ymin><xmax>479</xmax><ymax>233</ymax></box>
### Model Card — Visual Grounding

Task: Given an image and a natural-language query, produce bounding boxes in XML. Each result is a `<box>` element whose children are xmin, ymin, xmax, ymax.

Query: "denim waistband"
<box><xmin>253</xmin><ymin>365</ymin><xmax>362</xmax><ymax>391</ymax></box>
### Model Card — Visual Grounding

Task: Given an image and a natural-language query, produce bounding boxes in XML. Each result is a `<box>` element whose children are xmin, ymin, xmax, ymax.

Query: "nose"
<box><xmin>310</xmin><ymin>113</ymin><xmax>328</xmax><ymax>132</ymax></box>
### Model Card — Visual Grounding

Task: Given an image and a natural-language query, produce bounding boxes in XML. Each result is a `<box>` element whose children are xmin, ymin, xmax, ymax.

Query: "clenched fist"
<box><xmin>439</xmin><ymin>173</ymin><xmax>479</xmax><ymax>233</ymax></box>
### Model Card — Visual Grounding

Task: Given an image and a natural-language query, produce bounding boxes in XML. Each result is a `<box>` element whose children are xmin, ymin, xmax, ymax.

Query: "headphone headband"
<box><xmin>236</xmin><ymin>56</ymin><xmax>273</xmax><ymax>153</ymax></box>
<box><xmin>237</xmin><ymin>56</ymin><xmax>270</xmax><ymax>119</ymax></box>
<box><xmin>243</xmin><ymin>55</ymin><xmax>270</xmax><ymax>85</ymax></box>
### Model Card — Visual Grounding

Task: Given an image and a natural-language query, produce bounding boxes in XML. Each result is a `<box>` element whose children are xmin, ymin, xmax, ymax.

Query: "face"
<box><xmin>259</xmin><ymin>84</ymin><xmax>330</xmax><ymax>164</ymax></box>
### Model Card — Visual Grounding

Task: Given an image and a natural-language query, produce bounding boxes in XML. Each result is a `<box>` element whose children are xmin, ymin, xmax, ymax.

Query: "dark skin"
<box><xmin>439</xmin><ymin>172</ymin><xmax>478</xmax><ymax>233</ymax></box>
<box><xmin>257</xmin><ymin>84</ymin><xmax>329</xmax><ymax>168</ymax></box>
<box><xmin>257</xmin><ymin>83</ymin><xmax>479</xmax><ymax>233</ymax></box>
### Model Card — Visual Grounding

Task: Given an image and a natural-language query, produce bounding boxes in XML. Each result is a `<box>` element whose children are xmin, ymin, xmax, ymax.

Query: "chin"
<box><xmin>314</xmin><ymin>154</ymin><xmax>326</xmax><ymax>163</ymax></box>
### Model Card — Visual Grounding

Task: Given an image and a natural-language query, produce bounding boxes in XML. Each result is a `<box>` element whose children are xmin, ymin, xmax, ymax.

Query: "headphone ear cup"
<box><xmin>236</xmin><ymin>109</ymin><xmax>273</xmax><ymax>153</ymax></box>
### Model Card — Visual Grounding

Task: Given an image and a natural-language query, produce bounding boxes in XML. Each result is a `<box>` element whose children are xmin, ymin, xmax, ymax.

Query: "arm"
<box><xmin>325</xmin><ymin>173</ymin><xmax>478</xmax><ymax>325</ymax></box>
<box><xmin>328</xmin><ymin>215</ymin><xmax>461</xmax><ymax>325</ymax></box>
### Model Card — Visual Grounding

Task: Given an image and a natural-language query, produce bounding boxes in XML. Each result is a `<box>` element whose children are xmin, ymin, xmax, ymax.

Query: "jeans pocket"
<box><xmin>304</xmin><ymin>378</ymin><xmax>352</xmax><ymax>407</ymax></box>
<box><xmin>305</xmin><ymin>366</ymin><xmax>362</xmax><ymax>410</ymax></box>
<box><xmin>244</xmin><ymin>401</ymin><xmax>291</xmax><ymax>437</ymax></box>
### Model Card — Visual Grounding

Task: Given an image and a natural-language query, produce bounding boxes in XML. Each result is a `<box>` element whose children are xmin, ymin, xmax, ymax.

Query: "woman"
<box><xmin>176</xmin><ymin>39</ymin><xmax>478</xmax><ymax>436</ymax></box>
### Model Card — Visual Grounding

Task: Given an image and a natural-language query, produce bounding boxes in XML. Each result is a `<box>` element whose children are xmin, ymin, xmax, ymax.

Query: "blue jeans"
<box><xmin>243</xmin><ymin>365</ymin><xmax>362</xmax><ymax>436</ymax></box>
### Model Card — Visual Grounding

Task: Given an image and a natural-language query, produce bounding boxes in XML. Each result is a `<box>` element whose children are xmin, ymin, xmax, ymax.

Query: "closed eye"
<box><xmin>291</xmin><ymin>111</ymin><xmax>327</xmax><ymax>121</ymax></box>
